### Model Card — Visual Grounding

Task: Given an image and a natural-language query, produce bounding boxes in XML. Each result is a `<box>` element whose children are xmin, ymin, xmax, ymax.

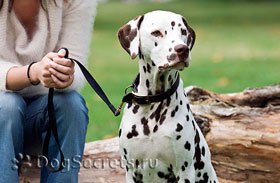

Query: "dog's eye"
<box><xmin>151</xmin><ymin>30</ymin><xmax>163</xmax><ymax>37</ymax></box>
<box><xmin>181</xmin><ymin>29</ymin><xmax>187</xmax><ymax>36</ymax></box>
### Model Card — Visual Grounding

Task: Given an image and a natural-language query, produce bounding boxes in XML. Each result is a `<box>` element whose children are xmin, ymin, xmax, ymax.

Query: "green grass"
<box><xmin>81</xmin><ymin>0</ymin><xmax>280</xmax><ymax>141</ymax></box>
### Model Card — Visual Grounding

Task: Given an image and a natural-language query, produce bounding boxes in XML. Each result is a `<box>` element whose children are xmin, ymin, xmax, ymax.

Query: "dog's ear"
<box><xmin>182</xmin><ymin>17</ymin><xmax>196</xmax><ymax>50</ymax></box>
<box><xmin>117</xmin><ymin>15</ymin><xmax>144</xmax><ymax>59</ymax></box>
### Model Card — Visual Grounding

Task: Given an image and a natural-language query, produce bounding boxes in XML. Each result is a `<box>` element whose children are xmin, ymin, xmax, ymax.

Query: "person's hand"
<box><xmin>32</xmin><ymin>50</ymin><xmax>75</xmax><ymax>89</ymax></box>
<box><xmin>49</xmin><ymin>49</ymin><xmax>75</xmax><ymax>89</ymax></box>
<box><xmin>32</xmin><ymin>52</ymin><xmax>59</xmax><ymax>88</ymax></box>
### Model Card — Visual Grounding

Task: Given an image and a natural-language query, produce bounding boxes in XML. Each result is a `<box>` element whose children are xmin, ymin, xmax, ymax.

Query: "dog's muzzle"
<box><xmin>160</xmin><ymin>44</ymin><xmax>190</xmax><ymax>71</ymax></box>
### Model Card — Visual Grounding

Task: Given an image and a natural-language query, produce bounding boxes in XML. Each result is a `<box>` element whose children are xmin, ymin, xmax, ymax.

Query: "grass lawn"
<box><xmin>81</xmin><ymin>0</ymin><xmax>280</xmax><ymax>141</ymax></box>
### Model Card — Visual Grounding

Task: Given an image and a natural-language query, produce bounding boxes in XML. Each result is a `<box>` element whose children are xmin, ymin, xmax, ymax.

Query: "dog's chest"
<box><xmin>119</xmin><ymin>93</ymin><xmax>194</xmax><ymax>163</ymax></box>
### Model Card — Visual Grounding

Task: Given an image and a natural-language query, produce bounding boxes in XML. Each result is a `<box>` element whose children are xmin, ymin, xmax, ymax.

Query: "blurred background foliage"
<box><xmin>82</xmin><ymin>0</ymin><xmax>280</xmax><ymax>141</ymax></box>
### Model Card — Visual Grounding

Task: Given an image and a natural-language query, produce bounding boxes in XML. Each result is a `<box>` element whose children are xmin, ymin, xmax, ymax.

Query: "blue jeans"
<box><xmin>0</xmin><ymin>90</ymin><xmax>89</xmax><ymax>183</ymax></box>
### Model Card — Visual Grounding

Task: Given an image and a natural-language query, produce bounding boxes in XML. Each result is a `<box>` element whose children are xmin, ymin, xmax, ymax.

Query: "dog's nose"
<box><xmin>174</xmin><ymin>44</ymin><xmax>189</xmax><ymax>55</ymax></box>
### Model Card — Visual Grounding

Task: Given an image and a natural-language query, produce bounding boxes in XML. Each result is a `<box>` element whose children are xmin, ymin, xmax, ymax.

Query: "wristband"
<box><xmin>27</xmin><ymin>62</ymin><xmax>40</xmax><ymax>86</ymax></box>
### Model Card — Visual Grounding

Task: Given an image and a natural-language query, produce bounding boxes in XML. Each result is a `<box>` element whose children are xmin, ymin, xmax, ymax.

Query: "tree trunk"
<box><xmin>20</xmin><ymin>84</ymin><xmax>280</xmax><ymax>183</ymax></box>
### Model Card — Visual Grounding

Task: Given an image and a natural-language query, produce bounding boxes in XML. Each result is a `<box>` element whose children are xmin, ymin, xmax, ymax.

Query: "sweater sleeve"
<box><xmin>0</xmin><ymin>60</ymin><xmax>20</xmax><ymax>91</ymax></box>
<box><xmin>55</xmin><ymin>0</ymin><xmax>97</xmax><ymax>92</ymax></box>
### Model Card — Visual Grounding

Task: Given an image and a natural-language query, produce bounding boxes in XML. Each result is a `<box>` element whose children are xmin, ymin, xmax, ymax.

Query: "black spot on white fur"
<box><xmin>157</xmin><ymin>164</ymin><xmax>177</xmax><ymax>182</ymax></box>
<box><xmin>146</xmin><ymin>79</ymin><xmax>150</xmax><ymax>88</ymax></box>
<box><xmin>181</xmin><ymin>165</ymin><xmax>185</xmax><ymax>171</ymax></box>
<box><xmin>147</xmin><ymin>63</ymin><xmax>151</xmax><ymax>73</ymax></box>
<box><xmin>186</xmin><ymin>115</ymin><xmax>189</xmax><ymax>122</ymax></box>
<box><xmin>141</xmin><ymin>117</ymin><xmax>150</xmax><ymax>136</ymax></box>
<box><xmin>176</xmin><ymin>123</ymin><xmax>183</xmax><ymax>132</ymax></box>
<box><xmin>133</xmin><ymin>171</ymin><xmax>144</xmax><ymax>182</ymax></box>
<box><xmin>159</xmin><ymin>109</ymin><xmax>167</xmax><ymax>125</ymax></box>
<box><xmin>193</xmin><ymin>129</ymin><xmax>205</xmax><ymax>170</ymax></box>
<box><xmin>184</xmin><ymin>141</ymin><xmax>191</xmax><ymax>151</ymax></box>
<box><xmin>196</xmin><ymin>173</ymin><xmax>209</xmax><ymax>183</ymax></box>
<box><xmin>133</xmin><ymin>105</ymin><xmax>140</xmax><ymax>114</ymax></box>
<box><xmin>202</xmin><ymin>146</ymin><xmax>205</xmax><ymax>156</ymax></box>
<box><xmin>153</xmin><ymin>125</ymin><xmax>158</xmax><ymax>133</ymax></box>
<box><xmin>143</xmin><ymin>66</ymin><xmax>146</xmax><ymax>73</ymax></box>
<box><xmin>192</xmin><ymin>120</ymin><xmax>196</xmax><ymax>131</ymax></box>
<box><xmin>119</xmin><ymin>129</ymin><xmax>122</xmax><ymax>137</ymax></box>
<box><xmin>171</xmin><ymin>106</ymin><xmax>178</xmax><ymax>117</ymax></box>
<box><xmin>187</xmin><ymin>103</ymin><xmax>190</xmax><ymax>111</ymax></box>
<box><xmin>138</xmin><ymin>48</ymin><xmax>144</xmax><ymax>60</ymax></box>
<box><xmin>171</xmin><ymin>110</ymin><xmax>176</xmax><ymax>117</ymax></box>
<box><xmin>153</xmin><ymin>102</ymin><xmax>163</xmax><ymax>122</ymax></box>
<box><xmin>127</xmin><ymin>125</ymin><xmax>139</xmax><ymax>139</ymax></box>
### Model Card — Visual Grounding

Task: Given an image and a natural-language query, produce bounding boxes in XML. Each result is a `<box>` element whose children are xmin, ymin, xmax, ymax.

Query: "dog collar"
<box><xmin>115</xmin><ymin>73</ymin><xmax>180</xmax><ymax>115</ymax></box>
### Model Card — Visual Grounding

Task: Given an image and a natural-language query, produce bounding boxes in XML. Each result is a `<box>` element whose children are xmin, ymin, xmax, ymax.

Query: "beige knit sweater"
<box><xmin>0</xmin><ymin>0</ymin><xmax>97</xmax><ymax>96</ymax></box>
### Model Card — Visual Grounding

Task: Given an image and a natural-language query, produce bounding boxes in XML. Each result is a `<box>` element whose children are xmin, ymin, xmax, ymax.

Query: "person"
<box><xmin>0</xmin><ymin>0</ymin><xmax>97</xmax><ymax>182</ymax></box>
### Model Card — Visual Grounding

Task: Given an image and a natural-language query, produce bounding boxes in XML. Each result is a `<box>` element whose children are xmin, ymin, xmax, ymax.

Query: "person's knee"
<box><xmin>0</xmin><ymin>92</ymin><xmax>25</xmax><ymax>141</ymax></box>
<box><xmin>53</xmin><ymin>91</ymin><xmax>89</xmax><ymax>127</ymax></box>
<box><xmin>0</xmin><ymin>92</ymin><xmax>26</xmax><ymax>128</ymax></box>
<box><xmin>54</xmin><ymin>91</ymin><xmax>88</xmax><ymax>113</ymax></box>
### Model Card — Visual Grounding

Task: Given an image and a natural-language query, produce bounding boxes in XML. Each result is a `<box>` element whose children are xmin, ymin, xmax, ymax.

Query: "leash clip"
<box><xmin>114</xmin><ymin>101</ymin><xmax>124</xmax><ymax>116</ymax></box>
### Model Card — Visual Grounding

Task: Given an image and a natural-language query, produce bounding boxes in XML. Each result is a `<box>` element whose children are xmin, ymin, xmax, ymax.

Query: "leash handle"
<box><xmin>42</xmin><ymin>50</ymin><xmax>69</xmax><ymax>172</ymax></box>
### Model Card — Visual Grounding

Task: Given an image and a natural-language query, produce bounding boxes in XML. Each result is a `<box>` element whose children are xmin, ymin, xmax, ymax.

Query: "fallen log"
<box><xmin>20</xmin><ymin>84</ymin><xmax>280</xmax><ymax>183</ymax></box>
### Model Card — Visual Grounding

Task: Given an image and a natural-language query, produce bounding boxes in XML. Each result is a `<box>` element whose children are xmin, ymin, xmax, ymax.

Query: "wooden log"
<box><xmin>20</xmin><ymin>84</ymin><xmax>280</xmax><ymax>183</ymax></box>
<box><xmin>186</xmin><ymin>84</ymin><xmax>280</xmax><ymax>183</ymax></box>
<box><xmin>19</xmin><ymin>138</ymin><xmax>125</xmax><ymax>183</ymax></box>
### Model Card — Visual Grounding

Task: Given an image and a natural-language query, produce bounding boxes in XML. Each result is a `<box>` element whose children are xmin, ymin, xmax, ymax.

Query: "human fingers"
<box><xmin>50</xmin><ymin>61</ymin><xmax>74</xmax><ymax>75</ymax></box>
<box><xmin>51</xmin><ymin>74</ymin><xmax>73</xmax><ymax>89</ymax></box>
<box><xmin>41</xmin><ymin>77</ymin><xmax>56</xmax><ymax>88</ymax></box>
<box><xmin>49</xmin><ymin>67</ymin><xmax>71</xmax><ymax>82</ymax></box>
<box><xmin>46</xmin><ymin>52</ymin><xmax>59</xmax><ymax>60</ymax></box>
<box><xmin>53</xmin><ymin>57</ymin><xmax>74</xmax><ymax>67</ymax></box>
<box><xmin>57</xmin><ymin>49</ymin><xmax>66</xmax><ymax>58</ymax></box>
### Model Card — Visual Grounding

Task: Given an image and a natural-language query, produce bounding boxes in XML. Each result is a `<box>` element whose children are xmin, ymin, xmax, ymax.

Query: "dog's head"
<box><xmin>118</xmin><ymin>10</ymin><xmax>196</xmax><ymax>71</ymax></box>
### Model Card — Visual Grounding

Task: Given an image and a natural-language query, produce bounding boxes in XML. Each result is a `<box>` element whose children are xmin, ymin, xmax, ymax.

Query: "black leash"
<box><xmin>42</xmin><ymin>47</ymin><xmax>180</xmax><ymax>172</ymax></box>
<box><xmin>43</xmin><ymin>48</ymin><xmax>120</xmax><ymax>172</ymax></box>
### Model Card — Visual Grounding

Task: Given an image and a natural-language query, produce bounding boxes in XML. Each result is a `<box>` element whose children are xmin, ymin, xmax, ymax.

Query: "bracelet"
<box><xmin>27</xmin><ymin>62</ymin><xmax>40</xmax><ymax>86</ymax></box>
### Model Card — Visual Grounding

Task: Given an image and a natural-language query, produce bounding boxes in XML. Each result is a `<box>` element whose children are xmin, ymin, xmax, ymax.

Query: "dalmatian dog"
<box><xmin>117</xmin><ymin>10</ymin><xmax>218</xmax><ymax>183</ymax></box>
